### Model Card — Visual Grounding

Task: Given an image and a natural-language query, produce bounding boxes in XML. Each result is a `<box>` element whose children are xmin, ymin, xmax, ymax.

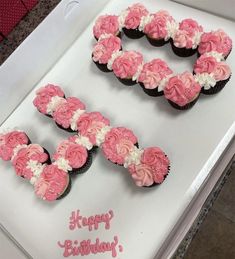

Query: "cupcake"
<box><xmin>11</xmin><ymin>144</ymin><xmax>50</xmax><ymax>180</ymax></box>
<box><xmin>127</xmin><ymin>147</ymin><xmax>170</xmax><ymax>187</ymax></box>
<box><xmin>139</xmin><ymin>10</ymin><xmax>177</xmax><ymax>46</ymax></box>
<box><xmin>171</xmin><ymin>18</ymin><xmax>203</xmax><ymax>57</ymax></box>
<box><xmin>119</xmin><ymin>3</ymin><xmax>148</xmax><ymax>39</ymax></box>
<box><xmin>164</xmin><ymin>71</ymin><xmax>201</xmax><ymax>110</ymax></box>
<box><xmin>34</xmin><ymin>164</ymin><xmax>71</xmax><ymax>201</ymax></box>
<box><xmin>111</xmin><ymin>50</ymin><xmax>143</xmax><ymax>85</ymax></box>
<box><xmin>0</xmin><ymin>130</ymin><xmax>30</xmax><ymax>161</ymax></box>
<box><xmin>53</xmin><ymin>138</ymin><xmax>92</xmax><ymax>175</ymax></box>
<box><xmin>53</xmin><ymin>97</ymin><xmax>86</xmax><ymax>132</ymax></box>
<box><xmin>101</xmin><ymin>127</ymin><xmax>138</xmax><ymax>166</ymax></box>
<box><xmin>198</xmin><ymin>29</ymin><xmax>232</xmax><ymax>59</ymax></box>
<box><xmin>33</xmin><ymin>84</ymin><xmax>65</xmax><ymax>117</ymax></box>
<box><xmin>76</xmin><ymin>112</ymin><xmax>110</xmax><ymax>147</ymax></box>
<box><xmin>92</xmin><ymin>34</ymin><xmax>122</xmax><ymax>72</ymax></box>
<box><xmin>93</xmin><ymin>15</ymin><xmax>121</xmax><ymax>40</ymax></box>
<box><xmin>138</xmin><ymin>59</ymin><xmax>173</xmax><ymax>96</ymax></box>
<box><xmin>194</xmin><ymin>53</ymin><xmax>231</xmax><ymax>94</ymax></box>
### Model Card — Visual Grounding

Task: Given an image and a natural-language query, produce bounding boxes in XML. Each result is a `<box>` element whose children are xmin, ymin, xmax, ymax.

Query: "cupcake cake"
<box><xmin>171</xmin><ymin>18</ymin><xmax>203</xmax><ymax>57</ymax></box>
<box><xmin>164</xmin><ymin>71</ymin><xmax>201</xmax><ymax>110</ymax></box>
<box><xmin>127</xmin><ymin>147</ymin><xmax>170</xmax><ymax>187</ymax></box>
<box><xmin>101</xmin><ymin>127</ymin><xmax>138</xmax><ymax>166</ymax></box>
<box><xmin>138</xmin><ymin>58</ymin><xmax>173</xmax><ymax>96</ymax></box>
<box><xmin>194</xmin><ymin>53</ymin><xmax>231</xmax><ymax>94</ymax></box>
<box><xmin>118</xmin><ymin>3</ymin><xmax>148</xmax><ymax>39</ymax></box>
<box><xmin>139</xmin><ymin>10</ymin><xmax>177</xmax><ymax>46</ymax></box>
<box><xmin>92</xmin><ymin>34</ymin><xmax>122</xmax><ymax>72</ymax></box>
<box><xmin>53</xmin><ymin>138</ymin><xmax>92</xmax><ymax>174</ymax></box>
<box><xmin>198</xmin><ymin>29</ymin><xmax>232</xmax><ymax>59</ymax></box>
<box><xmin>111</xmin><ymin>50</ymin><xmax>143</xmax><ymax>85</ymax></box>
<box><xmin>93</xmin><ymin>15</ymin><xmax>121</xmax><ymax>40</ymax></box>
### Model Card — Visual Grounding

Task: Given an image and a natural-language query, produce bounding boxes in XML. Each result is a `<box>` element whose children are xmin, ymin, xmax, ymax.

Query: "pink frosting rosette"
<box><xmin>112</xmin><ymin>51</ymin><xmax>143</xmax><ymax>79</ymax></box>
<box><xmin>92</xmin><ymin>35</ymin><xmax>121</xmax><ymax>64</ymax></box>
<box><xmin>101</xmin><ymin>127</ymin><xmax>138</xmax><ymax>165</ymax></box>
<box><xmin>93</xmin><ymin>15</ymin><xmax>120</xmax><ymax>39</ymax></box>
<box><xmin>53</xmin><ymin>140</ymin><xmax>88</xmax><ymax>169</ymax></box>
<box><xmin>0</xmin><ymin>131</ymin><xmax>29</xmax><ymax>161</ymax></box>
<box><xmin>76</xmin><ymin>112</ymin><xmax>110</xmax><ymax>145</ymax></box>
<box><xmin>179</xmin><ymin>19</ymin><xmax>203</xmax><ymax>37</ymax></box>
<box><xmin>144</xmin><ymin>10</ymin><xmax>174</xmax><ymax>39</ymax></box>
<box><xmin>53</xmin><ymin>97</ymin><xmax>86</xmax><ymax>129</ymax></box>
<box><xmin>128</xmin><ymin>147</ymin><xmax>170</xmax><ymax>187</ymax></box>
<box><xmin>34</xmin><ymin>164</ymin><xmax>69</xmax><ymax>201</ymax></box>
<box><xmin>164</xmin><ymin>71</ymin><xmax>201</xmax><ymax>106</ymax></box>
<box><xmin>138</xmin><ymin>59</ymin><xmax>173</xmax><ymax>89</ymax></box>
<box><xmin>198</xmin><ymin>29</ymin><xmax>232</xmax><ymax>57</ymax></box>
<box><xmin>213</xmin><ymin>62</ymin><xmax>231</xmax><ymax>81</ymax></box>
<box><xmin>12</xmin><ymin>144</ymin><xmax>48</xmax><ymax>179</ymax></box>
<box><xmin>33</xmin><ymin>84</ymin><xmax>65</xmax><ymax>114</ymax></box>
<box><xmin>123</xmin><ymin>3</ymin><xmax>149</xmax><ymax>29</ymax></box>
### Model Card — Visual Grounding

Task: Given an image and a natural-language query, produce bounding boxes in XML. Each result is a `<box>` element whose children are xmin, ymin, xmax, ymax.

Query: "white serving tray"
<box><xmin>0</xmin><ymin>0</ymin><xmax>235</xmax><ymax>258</ymax></box>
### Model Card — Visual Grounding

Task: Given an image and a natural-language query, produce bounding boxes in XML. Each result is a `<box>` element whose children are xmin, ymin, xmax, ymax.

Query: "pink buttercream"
<box><xmin>173</xmin><ymin>30</ymin><xmax>193</xmax><ymax>49</ymax></box>
<box><xmin>102</xmin><ymin>127</ymin><xmax>137</xmax><ymax>165</ymax></box>
<box><xmin>53</xmin><ymin>140</ymin><xmax>88</xmax><ymax>169</ymax></box>
<box><xmin>164</xmin><ymin>72</ymin><xmax>201</xmax><ymax>106</ymax></box>
<box><xmin>144</xmin><ymin>10</ymin><xmax>174</xmax><ymax>39</ymax></box>
<box><xmin>198</xmin><ymin>29</ymin><xmax>232</xmax><ymax>56</ymax></box>
<box><xmin>33</xmin><ymin>84</ymin><xmax>65</xmax><ymax>114</ymax></box>
<box><xmin>124</xmin><ymin>3</ymin><xmax>149</xmax><ymax>29</ymax></box>
<box><xmin>0</xmin><ymin>131</ymin><xmax>29</xmax><ymax>161</ymax></box>
<box><xmin>112</xmin><ymin>51</ymin><xmax>143</xmax><ymax>79</ymax></box>
<box><xmin>53</xmin><ymin>97</ymin><xmax>85</xmax><ymax>129</ymax></box>
<box><xmin>93</xmin><ymin>15</ymin><xmax>120</xmax><ymax>39</ymax></box>
<box><xmin>194</xmin><ymin>55</ymin><xmax>217</xmax><ymax>74</ymax></box>
<box><xmin>138</xmin><ymin>59</ymin><xmax>173</xmax><ymax>89</ymax></box>
<box><xmin>34</xmin><ymin>164</ymin><xmax>69</xmax><ymax>201</ymax></box>
<box><xmin>213</xmin><ymin>62</ymin><xmax>231</xmax><ymax>81</ymax></box>
<box><xmin>76</xmin><ymin>112</ymin><xmax>110</xmax><ymax>145</ymax></box>
<box><xmin>92</xmin><ymin>35</ymin><xmax>121</xmax><ymax>64</ymax></box>
<box><xmin>179</xmin><ymin>19</ymin><xmax>203</xmax><ymax>37</ymax></box>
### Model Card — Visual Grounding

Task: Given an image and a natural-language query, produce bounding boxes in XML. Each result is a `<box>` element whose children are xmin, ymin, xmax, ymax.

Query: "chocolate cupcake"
<box><xmin>164</xmin><ymin>71</ymin><xmax>201</xmax><ymax>110</ymax></box>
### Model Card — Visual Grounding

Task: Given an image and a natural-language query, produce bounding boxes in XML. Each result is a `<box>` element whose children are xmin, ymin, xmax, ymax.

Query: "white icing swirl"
<box><xmin>46</xmin><ymin>96</ymin><xmax>66</xmax><ymax>115</ymax></box>
<box><xmin>70</xmin><ymin>109</ymin><xmax>86</xmax><ymax>131</ymax></box>
<box><xmin>107</xmin><ymin>50</ymin><xmax>123</xmax><ymax>70</ymax></box>
<box><xmin>204</xmin><ymin>51</ymin><xmax>225</xmax><ymax>62</ymax></box>
<box><xmin>74</xmin><ymin>135</ymin><xmax>93</xmax><ymax>150</ymax></box>
<box><xmin>124</xmin><ymin>146</ymin><xmax>143</xmax><ymax>168</ymax></box>
<box><xmin>118</xmin><ymin>10</ymin><xmax>129</xmax><ymax>30</ymax></box>
<box><xmin>139</xmin><ymin>14</ymin><xmax>153</xmax><ymax>31</ymax></box>
<box><xmin>26</xmin><ymin>160</ymin><xmax>46</xmax><ymax>179</ymax></box>
<box><xmin>194</xmin><ymin>73</ymin><xmax>216</xmax><ymax>89</ymax></box>
<box><xmin>165</xmin><ymin>20</ymin><xmax>179</xmax><ymax>40</ymax></box>
<box><xmin>54</xmin><ymin>158</ymin><xmax>72</xmax><ymax>171</ymax></box>
<box><xmin>98</xmin><ymin>33</ymin><xmax>114</xmax><ymax>41</ymax></box>
<box><xmin>133</xmin><ymin>63</ymin><xmax>144</xmax><ymax>82</ymax></box>
<box><xmin>191</xmin><ymin>31</ymin><xmax>203</xmax><ymax>49</ymax></box>
<box><xmin>96</xmin><ymin>126</ymin><xmax>112</xmax><ymax>146</ymax></box>
<box><xmin>158</xmin><ymin>74</ymin><xmax>174</xmax><ymax>92</ymax></box>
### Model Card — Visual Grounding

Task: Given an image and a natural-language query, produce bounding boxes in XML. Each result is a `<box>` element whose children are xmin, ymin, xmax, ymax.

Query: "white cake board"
<box><xmin>0</xmin><ymin>0</ymin><xmax>235</xmax><ymax>258</ymax></box>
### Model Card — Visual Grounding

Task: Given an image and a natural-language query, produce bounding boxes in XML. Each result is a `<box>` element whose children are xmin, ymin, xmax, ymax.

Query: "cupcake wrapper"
<box><xmin>55</xmin><ymin>122</ymin><xmax>76</xmax><ymax>133</ymax></box>
<box><xmin>171</xmin><ymin>40</ymin><xmax>197</xmax><ymax>57</ymax></box>
<box><xmin>139</xmin><ymin>82</ymin><xmax>164</xmax><ymax>97</ymax></box>
<box><xmin>201</xmin><ymin>76</ymin><xmax>231</xmax><ymax>95</ymax></box>
<box><xmin>123</xmin><ymin>27</ymin><xmax>144</xmax><ymax>39</ymax></box>
<box><xmin>146</xmin><ymin>36</ymin><xmax>169</xmax><ymax>47</ymax></box>
<box><xmin>93</xmin><ymin>60</ymin><xmax>111</xmax><ymax>72</ymax></box>
<box><xmin>43</xmin><ymin>148</ymin><xmax>51</xmax><ymax>164</ymax></box>
<box><xmin>56</xmin><ymin>175</ymin><xmax>72</xmax><ymax>200</ymax></box>
<box><xmin>117</xmin><ymin>77</ymin><xmax>137</xmax><ymax>86</ymax></box>
<box><xmin>69</xmin><ymin>150</ymin><xmax>93</xmax><ymax>175</ymax></box>
<box><xmin>168</xmin><ymin>94</ymin><xmax>200</xmax><ymax>110</ymax></box>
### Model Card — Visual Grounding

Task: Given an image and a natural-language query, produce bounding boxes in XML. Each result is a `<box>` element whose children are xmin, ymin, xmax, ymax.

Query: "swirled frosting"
<box><xmin>138</xmin><ymin>59</ymin><xmax>173</xmax><ymax>89</ymax></box>
<box><xmin>112</xmin><ymin>51</ymin><xmax>143</xmax><ymax>79</ymax></box>
<box><xmin>92</xmin><ymin>35</ymin><xmax>121</xmax><ymax>64</ymax></box>
<box><xmin>128</xmin><ymin>147</ymin><xmax>169</xmax><ymax>186</ymax></box>
<box><xmin>93</xmin><ymin>15</ymin><xmax>120</xmax><ymax>39</ymax></box>
<box><xmin>0</xmin><ymin>131</ymin><xmax>29</xmax><ymax>161</ymax></box>
<box><xmin>53</xmin><ymin>97</ymin><xmax>85</xmax><ymax>129</ymax></box>
<box><xmin>34</xmin><ymin>164</ymin><xmax>69</xmax><ymax>201</ymax></box>
<box><xmin>102</xmin><ymin>127</ymin><xmax>138</xmax><ymax>165</ymax></box>
<box><xmin>164</xmin><ymin>71</ymin><xmax>201</xmax><ymax>106</ymax></box>
<box><xmin>33</xmin><ymin>84</ymin><xmax>65</xmax><ymax>114</ymax></box>
<box><xmin>198</xmin><ymin>29</ymin><xmax>232</xmax><ymax>57</ymax></box>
